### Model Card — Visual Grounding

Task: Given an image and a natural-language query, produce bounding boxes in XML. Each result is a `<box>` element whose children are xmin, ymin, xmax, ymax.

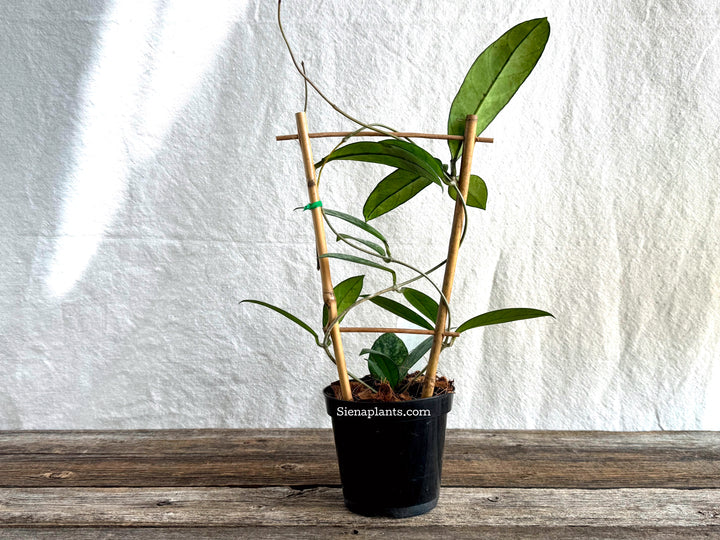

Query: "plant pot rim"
<box><xmin>323</xmin><ymin>384</ymin><xmax>454</xmax><ymax>419</ymax></box>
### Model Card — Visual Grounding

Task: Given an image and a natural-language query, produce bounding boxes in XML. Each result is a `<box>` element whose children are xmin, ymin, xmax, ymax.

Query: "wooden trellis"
<box><xmin>279</xmin><ymin>112</ymin><xmax>486</xmax><ymax>401</ymax></box>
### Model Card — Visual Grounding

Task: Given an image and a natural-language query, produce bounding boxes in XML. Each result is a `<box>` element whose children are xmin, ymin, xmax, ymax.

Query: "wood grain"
<box><xmin>1</xmin><ymin>430</ymin><xmax>718</xmax><ymax>489</ymax></box>
<box><xmin>0</xmin><ymin>486</ymin><xmax>718</xmax><ymax>529</ymax></box>
<box><xmin>2</xmin><ymin>528</ymin><xmax>717</xmax><ymax>539</ymax></box>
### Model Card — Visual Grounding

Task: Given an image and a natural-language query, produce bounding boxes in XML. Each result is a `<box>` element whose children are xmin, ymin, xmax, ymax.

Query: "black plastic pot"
<box><xmin>324</xmin><ymin>385</ymin><xmax>453</xmax><ymax>518</ymax></box>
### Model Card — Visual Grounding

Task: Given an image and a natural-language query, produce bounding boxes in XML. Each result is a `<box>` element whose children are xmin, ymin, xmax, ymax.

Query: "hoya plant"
<box><xmin>242</xmin><ymin>6</ymin><xmax>553</xmax><ymax>399</ymax></box>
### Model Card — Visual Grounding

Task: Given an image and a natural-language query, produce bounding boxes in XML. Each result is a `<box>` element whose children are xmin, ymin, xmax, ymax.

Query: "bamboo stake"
<box><xmin>340</xmin><ymin>327</ymin><xmax>460</xmax><ymax>338</ymax></box>
<box><xmin>295</xmin><ymin>112</ymin><xmax>353</xmax><ymax>401</ymax></box>
<box><xmin>421</xmin><ymin>115</ymin><xmax>478</xmax><ymax>399</ymax></box>
<box><xmin>277</xmin><ymin>131</ymin><xmax>493</xmax><ymax>143</ymax></box>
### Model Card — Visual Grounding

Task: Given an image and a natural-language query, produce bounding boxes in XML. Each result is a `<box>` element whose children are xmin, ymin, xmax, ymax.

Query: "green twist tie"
<box><xmin>302</xmin><ymin>200</ymin><xmax>323</xmax><ymax>211</ymax></box>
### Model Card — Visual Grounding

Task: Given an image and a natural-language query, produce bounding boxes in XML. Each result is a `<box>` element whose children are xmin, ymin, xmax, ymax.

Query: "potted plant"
<box><xmin>242</xmin><ymin>3</ymin><xmax>553</xmax><ymax>517</ymax></box>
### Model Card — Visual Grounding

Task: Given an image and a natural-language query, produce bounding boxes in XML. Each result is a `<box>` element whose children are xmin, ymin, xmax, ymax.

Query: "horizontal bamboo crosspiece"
<box><xmin>340</xmin><ymin>327</ymin><xmax>460</xmax><ymax>338</ymax></box>
<box><xmin>277</xmin><ymin>131</ymin><xmax>493</xmax><ymax>143</ymax></box>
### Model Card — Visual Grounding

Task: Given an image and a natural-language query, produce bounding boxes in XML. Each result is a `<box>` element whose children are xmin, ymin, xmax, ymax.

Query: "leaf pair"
<box><xmin>368</xmin><ymin>288</ymin><xmax>554</xmax><ymax>336</ymax></box>
<box><xmin>242</xmin><ymin>275</ymin><xmax>367</xmax><ymax>348</ymax></box>
<box><xmin>321</xmin><ymin>208</ymin><xmax>395</xmax><ymax>283</ymax></box>
<box><xmin>318</xmin><ymin>139</ymin><xmax>452</xmax><ymax>221</ymax></box>
<box><xmin>365</xmin><ymin>287</ymin><xmax>439</xmax><ymax>331</ymax></box>
<box><xmin>363</xmin><ymin>170</ymin><xmax>488</xmax><ymax>221</ymax></box>
<box><xmin>362</xmin><ymin>308</ymin><xmax>554</xmax><ymax>389</ymax></box>
<box><xmin>361</xmin><ymin>333</ymin><xmax>433</xmax><ymax>389</ymax></box>
<box><xmin>317</xmin><ymin>139</ymin><xmax>445</xmax><ymax>188</ymax></box>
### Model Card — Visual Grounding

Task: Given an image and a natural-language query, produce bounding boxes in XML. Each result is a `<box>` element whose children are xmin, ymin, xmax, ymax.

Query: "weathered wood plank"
<box><xmin>0</xmin><ymin>527</ymin><xmax>718</xmax><ymax>539</ymax></box>
<box><xmin>447</xmin><ymin>430</ymin><xmax>720</xmax><ymax>488</ymax></box>
<box><xmin>0</xmin><ymin>487</ymin><xmax>718</xmax><ymax>529</ymax></box>
<box><xmin>0</xmin><ymin>430</ymin><xmax>718</xmax><ymax>488</ymax></box>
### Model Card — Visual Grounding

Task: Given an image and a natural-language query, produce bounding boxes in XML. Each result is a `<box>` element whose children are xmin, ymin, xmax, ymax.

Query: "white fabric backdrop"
<box><xmin>1</xmin><ymin>0</ymin><xmax>718</xmax><ymax>429</ymax></box>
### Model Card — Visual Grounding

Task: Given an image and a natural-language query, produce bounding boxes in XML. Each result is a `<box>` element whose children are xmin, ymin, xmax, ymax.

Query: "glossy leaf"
<box><xmin>398</xmin><ymin>336</ymin><xmax>434</xmax><ymax>375</ymax></box>
<box><xmin>336</xmin><ymin>234</ymin><xmax>386</xmax><ymax>256</ymax></box>
<box><xmin>363</xmin><ymin>169</ymin><xmax>433</xmax><ymax>221</ymax></box>
<box><xmin>456</xmin><ymin>308</ymin><xmax>554</xmax><ymax>333</ymax></box>
<box><xmin>317</xmin><ymin>140</ymin><xmax>444</xmax><ymax>185</ymax></box>
<box><xmin>323</xmin><ymin>208</ymin><xmax>388</xmax><ymax>247</ymax></box>
<box><xmin>448</xmin><ymin>175</ymin><xmax>488</xmax><ymax>209</ymax></box>
<box><xmin>362</xmin><ymin>332</ymin><xmax>407</xmax><ymax>387</ymax></box>
<box><xmin>401</xmin><ymin>288</ymin><xmax>439</xmax><ymax>323</ymax></box>
<box><xmin>448</xmin><ymin>18</ymin><xmax>551</xmax><ymax>159</ymax></box>
<box><xmin>319</xmin><ymin>253</ymin><xmax>396</xmax><ymax>282</ymax></box>
<box><xmin>380</xmin><ymin>139</ymin><xmax>446</xmax><ymax>180</ymax></box>
<box><xmin>240</xmin><ymin>300</ymin><xmax>319</xmax><ymax>346</ymax></box>
<box><xmin>323</xmin><ymin>275</ymin><xmax>364</xmax><ymax>328</ymax></box>
<box><xmin>367</xmin><ymin>295</ymin><xmax>435</xmax><ymax>330</ymax></box>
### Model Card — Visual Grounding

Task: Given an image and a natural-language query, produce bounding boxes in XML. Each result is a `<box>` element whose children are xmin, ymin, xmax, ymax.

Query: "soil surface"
<box><xmin>330</xmin><ymin>372</ymin><xmax>454</xmax><ymax>402</ymax></box>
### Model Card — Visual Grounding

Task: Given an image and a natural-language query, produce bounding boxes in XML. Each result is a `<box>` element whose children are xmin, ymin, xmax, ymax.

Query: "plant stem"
<box><xmin>301</xmin><ymin>60</ymin><xmax>308</xmax><ymax>112</ymax></box>
<box><xmin>321</xmin><ymin>183</ymin><xmax>471</xmax><ymax>334</ymax></box>
<box><xmin>316</xmin><ymin>123</ymin><xmax>404</xmax><ymax>195</ymax></box>
<box><xmin>322</xmin><ymin>214</ymin><xmax>451</xmax><ymax>327</ymax></box>
<box><xmin>399</xmin><ymin>365</ymin><xmax>428</xmax><ymax>394</ymax></box>
<box><xmin>278</xmin><ymin>0</ymin><xmax>393</xmax><ymax>137</ymax></box>
<box><xmin>321</xmin><ymin>342</ymin><xmax>376</xmax><ymax>392</ymax></box>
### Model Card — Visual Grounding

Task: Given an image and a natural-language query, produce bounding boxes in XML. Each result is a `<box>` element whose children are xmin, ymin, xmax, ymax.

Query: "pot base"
<box><xmin>345</xmin><ymin>496</ymin><xmax>438</xmax><ymax>518</ymax></box>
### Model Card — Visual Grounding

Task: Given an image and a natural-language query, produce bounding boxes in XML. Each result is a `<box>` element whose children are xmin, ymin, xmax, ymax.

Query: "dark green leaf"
<box><xmin>368</xmin><ymin>295</ymin><xmax>435</xmax><ymax>330</ymax></box>
<box><xmin>363</xmin><ymin>169</ymin><xmax>433</xmax><ymax>221</ymax></box>
<box><xmin>317</xmin><ymin>140</ymin><xmax>443</xmax><ymax>186</ymax></box>
<box><xmin>319</xmin><ymin>253</ymin><xmax>396</xmax><ymax>282</ymax></box>
<box><xmin>456</xmin><ymin>308</ymin><xmax>554</xmax><ymax>333</ymax></box>
<box><xmin>401</xmin><ymin>288</ymin><xmax>439</xmax><ymax>323</ymax></box>
<box><xmin>336</xmin><ymin>234</ymin><xmax>386</xmax><ymax>256</ymax></box>
<box><xmin>240</xmin><ymin>300</ymin><xmax>319</xmax><ymax>346</ymax></box>
<box><xmin>380</xmin><ymin>139</ymin><xmax>446</xmax><ymax>180</ymax></box>
<box><xmin>448</xmin><ymin>18</ymin><xmax>551</xmax><ymax>159</ymax></box>
<box><xmin>323</xmin><ymin>208</ymin><xmax>388</xmax><ymax>247</ymax></box>
<box><xmin>362</xmin><ymin>333</ymin><xmax>407</xmax><ymax>387</ymax></box>
<box><xmin>371</xmin><ymin>333</ymin><xmax>408</xmax><ymax>365</ymax></box>
<box><xmin>448</xmin><ymin>175</ymin><xmax>488</xmax><ymax>209</ymax></box>
<box><xmin>398</xmin><ymin>336</ymin><xmax>434</xmax><ymax>376</ymax></box>
<box><xmin>323</xmin><ymin>275</ymin><xmax>364</xmax><ymax>328</ymax></box>
<box><xmin>367</xmin><ymin>355</ymin><xmax>400</xmax><ymax>388</ymax></box>
<box><xmin>359</xmin><ymin>347</ymin><xmax>394</xmax><ymax>361</ymax></box>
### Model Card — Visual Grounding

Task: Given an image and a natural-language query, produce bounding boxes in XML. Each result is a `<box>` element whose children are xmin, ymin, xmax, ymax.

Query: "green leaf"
<box><xmin>367</xmin><ymin>355</ymin><xmax>400</xmax><ymax>388</ymax></box>
<box><xmin>317</xmin><ymin>140</ymin><xmax>444</xmax><ymax>186</ymax></box>
<box><xmin>319</xmin><ymin>253</ymin><xmax>396</xmax><ymax>283</ymax></box>
<box><xmin>240</xmin><ymin>300</ymin><xmax>320</xmax><ymax>346</ymax></box>
<box><xmin>456</xmin><ymin>308</ymin><xmax>554</xmax><ymax>333</ymax></box>
<box><xmin>448</xmin><ymin>175</ymin><xmax>488</xmax><ymax>209</ymax></box>
<box><xmin>448</xmin><ymin>18</ymin><xmax>551</xmax><ymax>159</ymax></box>
<box><xmin>401</xmin><ymin>288</ymin><xmax>439</xmax><ymax>323</ymax></box>
<box><xmin>362</xmin><ymin>333</ymin><xmax>407</xmax><ymax>387</ymax></box>
<box><xmin>336</xmin><ymin>234</ymin><xmax>385</xmax><ymax>256</ymax></box>
<box><xmin>323</xmin><ymin>208</ymin><xmax>388</xmax><ymax>248</ymax></box>
<box><xmin>398</xmin><ymin>336</ymin><xmax>434</xmax><ymax>376</ymax></box>
<box><xmin>367</xmin><ymin>295</ymin><xmax>435</xmax><ymax>330</ymax></box>
<box><xmin>380</xmin><ymin>139</ymin><xmax>446</xmax><ymax>180</ymax></box>
<box><xmin>323</xmin><ymin>275</ymin><xmax>364</xmax><ymax>328</ymax></box>
<box><xmin>363</xmin><ymin>169</ymin><xmax>433</xmax><ymax>221</ymax></box>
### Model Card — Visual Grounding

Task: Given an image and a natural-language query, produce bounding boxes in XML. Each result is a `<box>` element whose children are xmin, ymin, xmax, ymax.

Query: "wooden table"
<box><xmin>1</xmin><ymin>430</ymin><xmax>719</xmax><ymax>538</ymax></box>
